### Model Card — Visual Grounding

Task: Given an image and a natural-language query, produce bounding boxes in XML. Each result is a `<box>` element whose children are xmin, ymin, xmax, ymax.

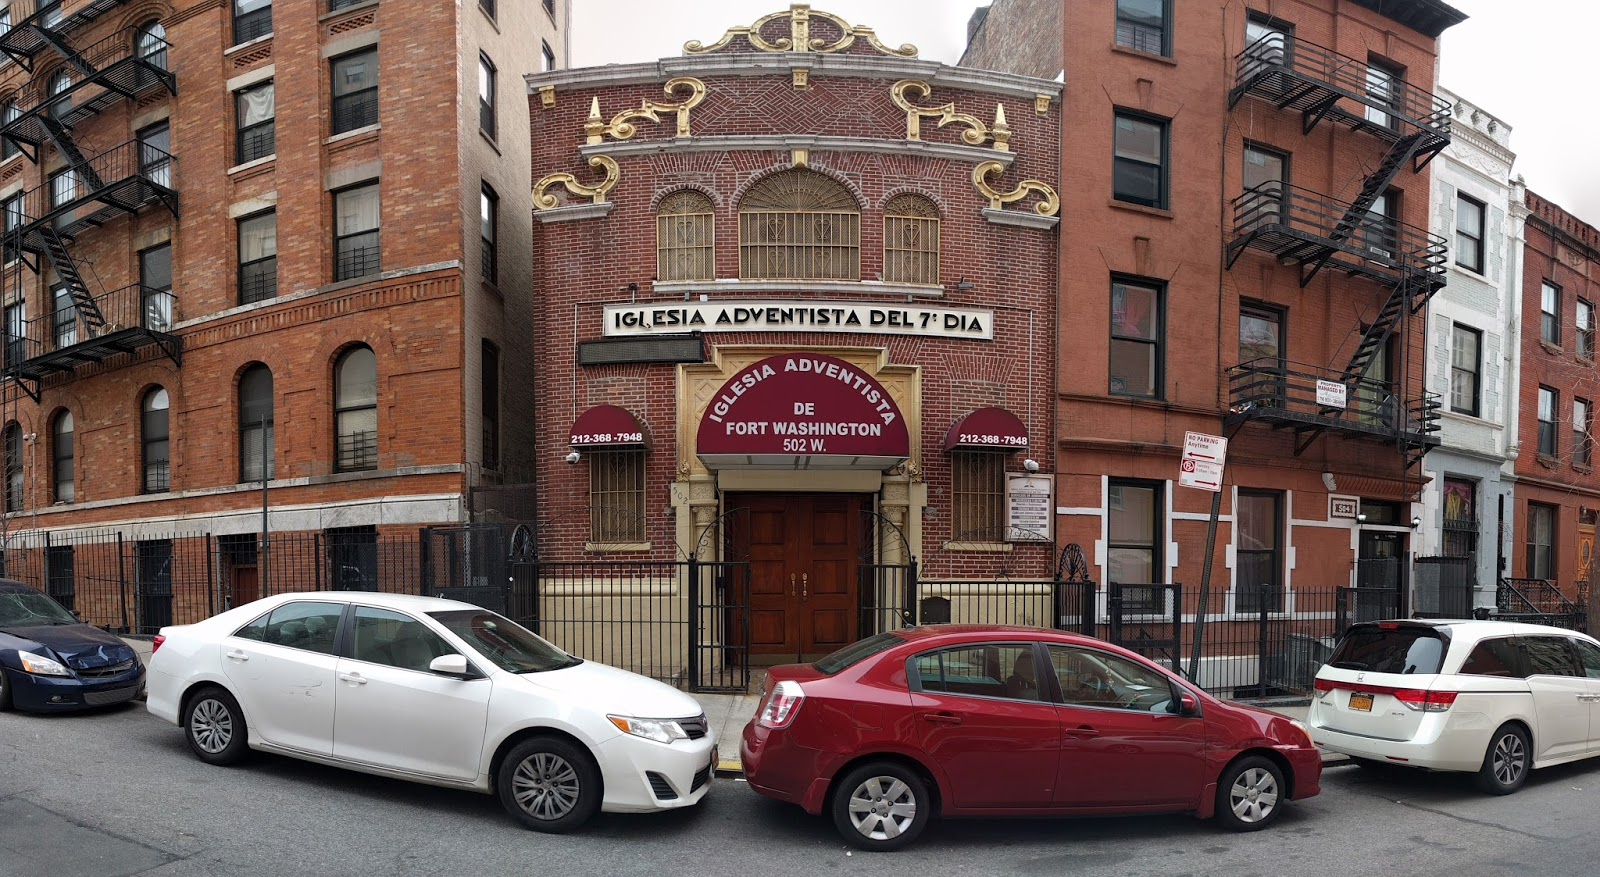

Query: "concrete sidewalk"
<box><xmin>120</xmin><ymin>637</ymin><xmax>1337</xmax><ymax>776</ymax></box>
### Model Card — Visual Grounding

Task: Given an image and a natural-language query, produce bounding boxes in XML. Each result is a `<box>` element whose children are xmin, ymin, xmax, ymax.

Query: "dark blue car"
<box><xmin>0</xmin><ymin>580</ymin><xmax>146</xmax><ymax>712</ymax></box>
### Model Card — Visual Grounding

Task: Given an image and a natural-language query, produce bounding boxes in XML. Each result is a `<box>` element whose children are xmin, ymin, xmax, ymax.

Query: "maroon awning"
<box><xmin>569</xmin><ymin>404</ymin><xmax>650</xmax><ymax>448</ymax></box>
<box><xmin>944</xmin><ymin>406</ymin><xmax>1029</xmax><ymax>452</ymax></box>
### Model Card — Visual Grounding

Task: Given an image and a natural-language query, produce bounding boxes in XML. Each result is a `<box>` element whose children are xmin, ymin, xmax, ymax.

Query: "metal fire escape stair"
<box><xmin>1299</xmin><ymin>130</ymin><xmax>1428</xmax><ymax>287</ymax></box>
<box><xmin>38</xmin><ymin>116</ymin><xmax>104</xmax><ymax>191</ymax></box>
<box><xmin>38</xmin><ymin>225</ymin><xmax>105</xmax><ymax>333</ymax></box>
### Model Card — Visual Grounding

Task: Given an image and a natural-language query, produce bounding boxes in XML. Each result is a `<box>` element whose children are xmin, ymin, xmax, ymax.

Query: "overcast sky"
<box><xmin>571</xmin><ymin>0</ymin><xmax>1597</xmax><ymax>223</ymax></box>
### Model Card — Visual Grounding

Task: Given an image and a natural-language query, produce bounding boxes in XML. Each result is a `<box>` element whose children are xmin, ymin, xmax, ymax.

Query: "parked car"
<box><xmin>741</xmin><ymin>625</ymin><xmax>1322</xmax><ymax>851</ymax></box>
<box><xmin>1309</xmin><ymin>619</ymin><xmax>1600</xmax><ymax>794</ymax></box>
<box><xmin>0</xmin><ymin>579</ymin><xmax>146</xmax><ymax>712</ymax></box>
<box><xmin>146</xmin><ymin>592</ymin><xmax>716</xmax><ymax>832</ymax></box>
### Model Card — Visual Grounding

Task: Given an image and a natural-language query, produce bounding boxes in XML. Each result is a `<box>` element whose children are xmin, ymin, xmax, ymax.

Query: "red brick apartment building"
<box><xmin>965</xmin><ymin>0</ymin><xmax>1467</xmax><ymax>687</ymax></box>
<box><xmin>525</xmin><ymin>5</ymin><xmax>1061</xmax><ymax>674</ymax></box>
<box><xmin>0</xmin><ymin>0</ymin><xmax>563</xmax><ymax>628</ymax></box>
<box><xmin>1515</xmin><ymin>192</ymin><xmax>1600</xmax><ymax>599</ymax></box>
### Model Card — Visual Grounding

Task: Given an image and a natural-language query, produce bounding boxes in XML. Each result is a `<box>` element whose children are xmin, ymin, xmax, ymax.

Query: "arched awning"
<box><xmin>569</xmin><ymin>404</ymin><xmax>650</xmax><ymax>448</ymax></box>
<box><xmin>944</xmin><ymin>406</ymin><xmax>1028</xmax><ymax>452</ymax></box>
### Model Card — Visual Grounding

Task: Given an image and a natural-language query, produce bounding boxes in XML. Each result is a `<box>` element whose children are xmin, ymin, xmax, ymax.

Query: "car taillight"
<box><xmin>758</xmin><ymin>680</ymin><xmax>805</xmax><ymax>729</ymax></box>
<box><xmin>1393</xmin><ymin>689</ymin><xmax>1456</xmax><ymax>712</ymax></box>
<box><xmin>152</xmin><ymin>634</ymin><xmax>165</xmax><ymax>654</ymax></box>
<box><xmin>1313</xmin><ymin>678</ymin><xmax>1334</xmax><ymax>698</ymax></box>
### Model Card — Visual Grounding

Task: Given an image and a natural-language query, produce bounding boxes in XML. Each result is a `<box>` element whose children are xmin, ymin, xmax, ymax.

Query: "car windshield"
<box><xmin>0</xmin><ymin>589</ymin><xmax>79</xmax><ymax>627</ymax></box>
<box><xmin>814</xmin><ymin>632</ymin><xmax>906</xmax><ymax>675</ymax></box>
<box><xmin>1327</xmin><ymin>625</ymin><xmax>1447</xmax><ymax>674</ymax></box>
<box><xmin>428</xmin><ymin>609</ymin><xmax>580</xmax><ymax>674</ymax></box>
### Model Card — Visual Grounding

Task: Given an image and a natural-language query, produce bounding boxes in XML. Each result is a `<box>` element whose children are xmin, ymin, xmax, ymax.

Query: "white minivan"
<box><xmin>1309</xmin><ymin>619</ymin><xmax>1600</xmax><ymax>794</ymax></box>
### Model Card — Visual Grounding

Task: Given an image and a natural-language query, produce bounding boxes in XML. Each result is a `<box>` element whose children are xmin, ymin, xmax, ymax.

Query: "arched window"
<box><xmin>656</xmin><ymin>190</ymin><xmax>714</xmax><ymax>281</ymax></box>
<box><xmin>136</xmin><ymin>21</ymin><xmax>168</xmax><ymax>71</ymax></box>
<box><xmin>142</xmin><ymin>388</ymin><xmax>170</xmax><ymax>493</ymax></box>
<box><xmin>3</xmin><ymin>422</ymin><xmax>21</xmax><ymax>513</ymax></box>
<box><xmin>738</xmin><ymin>170</ymin><xmax>859</xmax><ymax>280</ymax></box>
<box><xmin>239</xmin><ymin>364</ymin><xmax>274</xmax><ymax>482</ymax></box>
<box><xmin>883</xmin><ymin>194</ymin><xmax>941</xmax><ymax>285</ymax></box>
<box><xmin>51</xmin><ymin>409</ymin><xmax>73</xmax><ymax>503</ymax></box>
<box><xmin>334</xmin><ymin>345</ymin><xmax>377</xmax><ymax>472</ymax></box>
<box><xmin>47</xmin><ymin>69</ymin><xmax>71</xmax><ymax>119</ymax></box>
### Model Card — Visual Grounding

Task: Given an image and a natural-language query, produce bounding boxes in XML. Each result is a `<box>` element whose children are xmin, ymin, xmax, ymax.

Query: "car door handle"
<box><xmin>338</xmin><ymin>673</ymin><xmax>368</xmax><ymax>685</ymax></box>
<box><xmin>921</xmin><ymin>713</ymin><xmax>962</xmax><ymax>725</ymax></box>
<box><xmin>1063</xmin><ymin>725</ymin><xmax>1099</xmax><ymax>738</ymax></box>
<box><xmin>225</xmin><ymin>650</ymin><xmax>249</xmax><ymax>662</ymax></box>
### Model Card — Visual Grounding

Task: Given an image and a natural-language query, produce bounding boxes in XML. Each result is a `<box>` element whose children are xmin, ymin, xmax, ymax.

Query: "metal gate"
<box><xmin>421</xmin><ymin>524</ymin><xmax>509</xmax><ymax>612</ymax></box>
<box><xmin>1107</xmin><ymin>582</ymin><xmax>1182</xmax><ymax>672</ymax></box>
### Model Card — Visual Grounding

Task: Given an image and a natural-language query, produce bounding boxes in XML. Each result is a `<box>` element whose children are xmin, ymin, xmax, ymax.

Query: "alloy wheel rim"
<box><xmin>1228</xmin><ymin>767</ymin><xmax>1279</xmax><ymax>824</ymax></box>
<box><xmin>190</xmin><ymin>699</ymin><xmax>233</xmax><ymax>754</ymax></box>
<box><xmin>511</xmin><ymin>752</ymin><xmax>581</xmax><ymax>821</ymax></box>
<box><xmin>1492</xmin><ymin>733</ymin><xmax>1526</xmax><ymax>785</ymax></box>
<box><xmin>847</xmin><ymin>775</ymin><xmax>917</xmax><ymax>841</ymax></box>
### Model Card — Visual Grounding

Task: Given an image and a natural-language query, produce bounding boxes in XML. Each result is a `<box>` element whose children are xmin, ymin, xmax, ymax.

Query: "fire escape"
<box><xmin>0</xmin><ymin>1</ymin><xmax>178</xmax><ymax>402</ymax></box>
<box><xmin>1223</xmin><ymin>34</ymin><xmax>1449</xmax><ymax>466</ymax></box>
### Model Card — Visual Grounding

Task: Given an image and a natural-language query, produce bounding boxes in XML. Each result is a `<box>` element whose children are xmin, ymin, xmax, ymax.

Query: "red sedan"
<box><xmin>741</xmin><ymin>625</ymin><xmax>1321</xmax><ymax>851</ymax></box>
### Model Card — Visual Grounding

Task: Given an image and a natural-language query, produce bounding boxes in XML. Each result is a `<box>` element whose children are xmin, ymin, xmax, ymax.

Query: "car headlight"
<box><xmin>1288</xmin><ymin>719</ymin><xmax>1314</xmax><ymax>747</ymax></box>
<box><xmin>607</xmin><ymin>715</ymin><xmax>691</xmax><ymax>744</ymax></box>
<box><xmin>18</xmin><ymin>650</ymin><xmax>71</xmax><ymax>677</ymax></box>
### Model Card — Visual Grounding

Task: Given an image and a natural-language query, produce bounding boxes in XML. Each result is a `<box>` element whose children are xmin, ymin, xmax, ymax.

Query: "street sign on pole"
<box><xmin>1179</xmin><ymin>431</ymin><xmax>1227</xmax><ymax>493</ymax></box>
<box><xmin>1179</xmin><ymin>458</ymin><xmax>1224</xmax><ymax>492</ymax></box>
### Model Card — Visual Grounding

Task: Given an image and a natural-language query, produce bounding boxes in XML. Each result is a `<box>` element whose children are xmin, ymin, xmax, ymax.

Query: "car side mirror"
<box><xmin>1177</xmin><ymin>692</ymin><xmax>1199</xmax><ymax>716</ymax></box>
<box><xmin>429</xmin><ymin>653</ymin><xmax>470</xmax><ymax>678</ymax></box>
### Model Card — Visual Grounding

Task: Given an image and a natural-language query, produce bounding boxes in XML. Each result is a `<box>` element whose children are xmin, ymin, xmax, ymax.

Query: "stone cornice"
<box><xmin>580</xmin><ymin>134</ymin><xmax>1016</xmax><ymax>168</ymax></box>
<box><xmin>527</xmin><ymin>54</ymin><xmax>1064</xmax><ymax>104</ymax></box>
<box><xmin>533</xmin><ymin>202</ymin><xmax>615</xmax><ymax>223</ymax></box>
<box><xmin>982</xmin><ymin>207</ymin><xmax>1059</xmax><ymax>230</ymax></box>
<box><xmin>653</xmin><ymin>278</ymin><xmax>944</xmax><ymax>299</ymax></box>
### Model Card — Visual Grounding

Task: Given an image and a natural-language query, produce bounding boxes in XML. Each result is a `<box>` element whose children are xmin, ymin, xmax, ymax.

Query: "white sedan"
<box><xmin>146</xmin><ymin>592</ymin><xmax>716</xmax><ymax>831</ymax></box>
<box><xmin>1310</xmin><ymin>619</ymin><xmax>1600</xmax><ymax>794</ymax></box>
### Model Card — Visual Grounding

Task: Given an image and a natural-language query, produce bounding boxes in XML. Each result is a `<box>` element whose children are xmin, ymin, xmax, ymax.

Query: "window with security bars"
<box><xmin>143</xmin><ymin>387</ymin><xmax>170</xmax><ymax>493</ymax></box>
<box><xmin>239</xmin><ymin>211</ymin><xmax>277</xmax><ymax>303</ymax></box>
<box><xmin>3</xmin><ymin>423</ymin><xmax>20</xmax><ymax>512</ymax></box>
<box><xmin>334</xmin><ymin>182</ymin><xmax>379</xmax><ymax>281</ymax></box>
<box><xmin>51</xmin><ymin>409</ymin><xmax>73</xmax><ymax>503</ymax></box>
<box><xmin>236</xmin><ymin>81</ymin><xmax>275</xmax><ymax>164</ymax></box>
<box><xmin>656</xmin><ymin>190</ymin><xmax>714</xmax><ymax>281</ymax></box>
<box><xmin>1235</xmin><ymin>491</ymin><xmax>1283</xmax><ymax>614</ymax></box>
<box><xmin>1108</xmin><ymin>480</ymin><xmax>1163</xmax><ymax>612</ymax></box>
<box><xmin>239</xmin><ymin>364</ymin><xmax>274</xmax><ymax>482</ymax></box>
<box><xmin>883</xmin><ymin>194</ymin><xmax>940</xmax><ymax>284</ymax></box>
<box><xmin>46</xmin><ymin>546</ymin><xmax>74</xmax><ymax>609</ymax></box>
<box><xmin>233</xmin><ymin>0</ymin><xmax>271</xmax><ymax>45</ymax></box>
<box><xmin>589</xmin><ymin>450</ymin><xmax>645</xmax><ymax>544</ymax></box>
<box><xmin>331</xmin><ymin>48</ymin><xmax>378</xmax><ymax>134</ymax></box>
<box><xmin>738</xmin><ymin>170</ymin><xmax>859</xmax><ymax>280</ymax></box>
<box><xmin>950</xmin><ymin>451</ymin><xmax>1004</xmax><ymax>541</ymax></box>
<box><xmin>335</xmin><ymin>345</ymin><xmax>378</xmax><ymax>472</ymax></box>
<box><xmin>1442</xmin><ymin>477</ymin><xmax>1477</xmax><ymax>558</ymax></box>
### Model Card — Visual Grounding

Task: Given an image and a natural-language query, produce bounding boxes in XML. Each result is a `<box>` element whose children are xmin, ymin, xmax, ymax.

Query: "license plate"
<box><xmin>1348</xmin><ymin>692</ymin><xmax>1374</xmax><ymax>712</ymax></box>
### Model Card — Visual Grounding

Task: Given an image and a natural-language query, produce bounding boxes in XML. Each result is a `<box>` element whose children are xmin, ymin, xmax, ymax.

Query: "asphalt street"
<box><xmin>4</xmin><ymin>703</ymin><xmax>1600</xmax><ymax>877</ymax></box>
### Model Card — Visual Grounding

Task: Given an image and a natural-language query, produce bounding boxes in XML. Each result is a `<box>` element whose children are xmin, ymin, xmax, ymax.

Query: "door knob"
<box><xmin>790</xmin><ymin>573</ymin><xmax>796</xmax><ymax>597</ymax></box>
<box><xmin>802</xmin><ymin>572</ymin><xmax>808</xmax><ymax>602</ymax></box>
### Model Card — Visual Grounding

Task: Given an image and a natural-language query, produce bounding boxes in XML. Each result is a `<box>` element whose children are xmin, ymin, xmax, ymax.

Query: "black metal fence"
<box><xmin>1498</xmin><ymin>577</ymin><xmax>1587</xmax><ymax>631</ymax></box>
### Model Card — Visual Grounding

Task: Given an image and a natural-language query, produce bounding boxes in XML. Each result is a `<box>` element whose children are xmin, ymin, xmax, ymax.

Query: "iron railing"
<box><xmin>1229</xmin><ymin>182</ymin><xmax>1449</xmax><ymax>282</ymax></box>
<box><xmin>335</xmin><ymin>232</ymin><xmax>380</xmax><ymax>281</ymax></box>
<box><xmin>233</xmin><ymin>6</ymin><xmax>272</xmax><ymax>44</ymax></box>
<box><xmin>0</xmin><ymin>0</ymin><xmax>133</xmax><ymax>67</ymax></box>
<box><xmin>1498</xmin><ymin>577</ymin><xmax>1584</xmax><ymax>630</ymax></box>
<box><xmin>4</xmin><ymin>139</ymin><xmax>176</xmax><ymax>242</ymax></box>
<box><xmin>4</xmin><ymin>284</ymin><xmax>178</xmax><ymax>380</ymax></box>
<box><xmin>2</xmin><ymin>26</ymin><xmax>174</xmax><ymax>146</ymax></box>
<box><xmin>331</xmin><ymin>90</ymin><xmax>379</xmax><ymax>134</ymax></box>
<box><xmin>1231</xmin><ymin>33</ymin><xmax>1452</xmax><ymax>138</ymax></box>
<box><xmin>1227</xmin><ymin>356</ymin><xmax>1441</xmax><ymax>447</ymax></box>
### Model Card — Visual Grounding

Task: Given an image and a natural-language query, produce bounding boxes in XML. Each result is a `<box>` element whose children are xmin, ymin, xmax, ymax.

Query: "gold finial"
<box><xmin>584</xmin><ymin>97</ymin><xmax>605</xmax><ymax>144</ymax></box>
<box><xmin>991</xmin><ymin>104</ymin><xmax>1011</xmax><ymax>152</ymax></box>
<box><xmin>685</xmin><ymin>4</ymin><xmax>917</xmax><ymax>57</ymax></box>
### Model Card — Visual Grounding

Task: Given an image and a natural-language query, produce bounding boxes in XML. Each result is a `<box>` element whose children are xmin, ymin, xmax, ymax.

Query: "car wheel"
<box><xmin>1215</xmin><ymin>755</ymin><xmax>1286</xmax><ymax>831</ymax></box>
<box><xmin>1475</xmin><ymin>724</ymin><xmax>1531</xmax><ymax>795</ymax></box>
<box><xmin>831</xmin><ymin>761</ymin><xmax>931</xmax><ymax>852</ymax></box>
<box><xmin>185</xmin><ymin>687</ymin><xmax>249</xmax><ymax>765</ymax></box>
<box><xmin>497</xmin><ymin>736</ymin><xmax>602</xmax><ymax>833</ymax></box>
<box><xmin>0</xmin><ymin>667</ymin><xmax>13</xmax><ymax>711</ymax></box>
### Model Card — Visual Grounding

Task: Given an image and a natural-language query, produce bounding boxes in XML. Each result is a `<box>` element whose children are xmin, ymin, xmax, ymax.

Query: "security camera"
<box><xmin>565</xmin><ymin>451</ymin><xmax>581</xmax><ymax>465</ymax></box>
<box><xmin>1023</xmin><ymin>458</ymin><xmax>1040</xmax><ymax>473</ymax></box>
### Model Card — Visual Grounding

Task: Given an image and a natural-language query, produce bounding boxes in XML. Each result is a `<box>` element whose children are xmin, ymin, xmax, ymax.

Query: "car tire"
<box><xmin>1475</xmin><ymin>723</ymin><xmax>1531</xmax><ymax>795</ymax></box>
<box><xmin>830</xmin><ymin>761</ymin><xmax>932</xmax><ymax>852</ymax></box>
<box><xmin>497</xmin><ymin>736</ymin><xmax>603</xmax><ymax>833</ymax></box>
<box><xmin>0</xmin><ymin>667</ymin><xmax>13</xmax><ymax>712</ymax></box>
<box><xmin>184</xmin><ymin>687</ymin><xmax>249</xmax><ymax>766</ymax></box>
<box><xmin>1214</xmin><ymin>755</ymin><xmax>1287</xmax><ymax>832</ymax></box>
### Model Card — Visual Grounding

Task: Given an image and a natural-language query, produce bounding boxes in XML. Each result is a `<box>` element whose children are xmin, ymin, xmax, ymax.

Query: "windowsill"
<box><xmin>326</xmin><ymin>123</ymin><xmax>380</xmax><ymax>145</ymax></box>
<box><xmin>1453</xmin><ymin>263</ymin><xmax>1487</xmax><ymax>280</ymax></box>
<box><xmin>1576</xmin><ymin>463</ymin><xmax>1594</xmax><ymax>475</ymax></box>
<box><xmin>1579</xmin><ymin>355</ymin><xmax>1596</xmax><ymax>367</ymax></box>
<box><xmin>1537</xmin><ymin>454</ymin><xmax>1560</xmax><ymax>469</ymax></box>
<box><xmin>1109</xmin><ymin>42</ymin><xmax>1177</xmax><ymax>66</ymax></box>
<box><xmin>479</xmin><ymin>129</ymin><xmax>501</xmax><ymax>155</ymax></box>
<box><xmin>1108</xmin><ymin>198</ymin><xmax>1174</xmax><ymax>219</ymax></box>
<box><xmin>1540</xmin><ymin>340</ymin><xmax>1563</xmax><ymax>356</ymax></box>
<box><xmin>1108</xmin><ymin>390</ymin><xmax>1166</xmax><ymax>404</ymax></box>
<box><xmin>481</xmin><ymin>3</ymin><xmax>501</xmax><ymax>32</ymax></box>
<box><xmin>481</xmin><ymin>279</ymin><xmax>503</xmax><ymax>301</ymax></box>
<box><xmin>227</xmin><ymin>154</ymin><xmax>276</xmax><ymax>177</ymax></box>
<box><xmin>941</xmin><ymin>541</ymin><xmax>1014</xmax><ymax>553</ymax></box>
<box><xmin>0</xmin><ymin>153</ymin><xmax>21</xmax><ymax>171</ymax></box>
<box><xmin>225</xmin><ymin>33</ymin><xmax>274</xmax><ymax>56</ymax></box>
<box><xmin>585</xmin><ymin>542</ymin><xmax>652</xmax><ymax>553</ymax></box>
<box><xmin>320</xmin><ymin>0</ymin><xmax>379</xmax><ymax>22</ymax></box>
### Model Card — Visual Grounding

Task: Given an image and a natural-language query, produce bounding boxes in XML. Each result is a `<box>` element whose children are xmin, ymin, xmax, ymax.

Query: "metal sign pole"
<box><xmin>1190</xmin><ymin>489</ymin><xmax>1221</xmax><ymax>680</ymax></box>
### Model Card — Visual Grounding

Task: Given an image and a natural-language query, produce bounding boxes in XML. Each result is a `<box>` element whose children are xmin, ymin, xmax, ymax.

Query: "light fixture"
<box><xmin>1411</xmin><ymin>516</ymin><xmax>1422</xmax><ymax>529</ymax></box>
<box><xmin>1321</xmin><ymin>472</ymin><xmax>1338</xmax><ymax>492</ymax></box>
<box><xmin>1023</xmin><ymin>458</ymin><xmax>1040</xmax><ymax>473</ymax></box>
<box><xmin>1355</xmin><ymin>513</ymin><xmax>1367</xmax><ymax>524</ymax></box>
<box><xmin>565</xmin><ymin>450</ymin><xmax>581</xmax><ymax>464</ymax></box>
<box><xmin>955</xmin><ymin>277</ymin><xmax>975</xmax><ymax>291</ymax></box>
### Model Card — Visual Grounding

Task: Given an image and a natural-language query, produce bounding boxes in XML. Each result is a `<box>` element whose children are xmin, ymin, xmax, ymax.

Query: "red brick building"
<box><xmin>1515</xmin><ymin>192</ymin><xmax>1600</xmax><ymax>596</ymax></box>
<box><xmin>965</xmin><ymin>0</ymin><xmax>1467</xmax><ymax>687</ymax></box>
<box><xmin>0</xmin><ymin>0</ymin><xmax>563</xmax><ymax>621</ymax></box>
<box><xmin>525</xmin><ymin>6</ymin><xmax>1061</xmax><ymax>667</ymax></box>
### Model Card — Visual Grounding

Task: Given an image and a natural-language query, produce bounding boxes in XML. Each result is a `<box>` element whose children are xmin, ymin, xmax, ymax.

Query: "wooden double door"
<box><xmin>731</xmin><ymin>493</ymin><xmax>864</xmax><ymax>660</ymax></box>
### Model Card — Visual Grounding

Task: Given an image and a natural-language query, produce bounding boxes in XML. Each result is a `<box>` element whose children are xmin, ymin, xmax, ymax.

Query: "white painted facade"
<box><xmin>1419</xmin><ymin>88</ymin><xmax>1522</xmax><ymax>608</ymax></box>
